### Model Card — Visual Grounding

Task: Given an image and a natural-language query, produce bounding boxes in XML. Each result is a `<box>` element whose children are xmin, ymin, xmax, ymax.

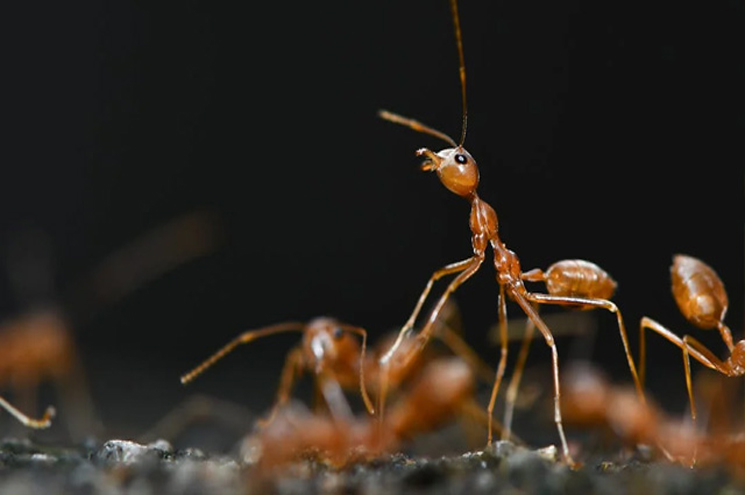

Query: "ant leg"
<box><xmin>381</xmin><ymin>257</ymin><xmax>481</xmax><ymax>366</ymax></box>
<box><xmin>678</xmin><ymin>334</ymin><xmax>732</xmax><ymax>466</ymax></box>
<box><xmin>257</xmin><ymin>348</ymin><xmax>305</xmax><ymax>428</ymax></box>
<box><xmin>639</xmin><ymin>317</ymin><xmax>718</xmax><ymax>389</ymax></box>
<box><xmin>316</xmin><ymin>375</ymin><xmax>354</xmax><ymax>423</ymax></box>
<box><xmin>502</xmin><ymin>307</ymin><xmax>536</xmax><ymax>441</ymax></box>
<box><xmin>414</xmin><ymin>254</ymin><xmax>485</xmax><ymax>350</ymax></box>
<box><xmin>0</xmin><ymin>395</ymin><xmax>55</xmax><ymax>429</ymax></box>
<box><xmin>511</xmin><ymin>291</ymin><xmax>577</xmax><ymax>467</ymax></box>
<box><xmin>680</xmin><ymin>334</ymin><xmax>732</xmax><ymax>423</ymax></box>
<box><xmin>486</xmin><ymin>285</ymin><xmax>508</xmax><ymax>444</ymax></box>
<box><xmin>528</xmin><ymin>293</ymin><xmax>644</xmax><ymax>403</ymax></box>
<box><xmin>378</xmin><ymin>255</ymin><xmax>484</xmax><ymax>426</ymax></box>
<box><xmin>338</xmin><ymin>324</ymin><xmax>375</xmax><ymax>415</ymax></box>
<box><xmin>637</xmin><ymin>319</ymin><xmax>729</xmax><ymax>462</ymax></box>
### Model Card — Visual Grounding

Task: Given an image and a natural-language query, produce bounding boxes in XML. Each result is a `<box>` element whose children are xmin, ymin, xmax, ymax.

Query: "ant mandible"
<box><xmin>639</xmin><ymin>254</ymin><xmax>741</xmax><ymax>429</ymax></box>
<box><xmin>377</xmin><ymin>0</ymin><xmax>644</xmax><ymax>466</ymax></box>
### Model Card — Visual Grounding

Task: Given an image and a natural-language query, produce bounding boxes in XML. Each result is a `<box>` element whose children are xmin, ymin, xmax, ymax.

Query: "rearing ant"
<box><xmin>377</xmin><ymin>0</ymin><xmax>644</xmax><ymax>467</ymax></box>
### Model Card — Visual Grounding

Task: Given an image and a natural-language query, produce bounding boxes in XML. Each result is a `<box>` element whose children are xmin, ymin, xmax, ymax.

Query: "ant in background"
<box><xmin>180</xmin><ymin>299</ymin><xmax>500</xmax><ymax>434</ymax></box>
<box><xmin>639</xmin><ymin>254</ymin><xmax>740</xmax><ymax>431</ymax></box>
<box><xmin>563</xmin><ymin>361</ymin><xmax>745</xmax><ymax>473</ymax></box>
<box><xmin>241</xmin><ymin>356</ymin><xmax>477</xmax><ymax>476</ymax></box>
<box><xmin>0</xmin><ymin>209</ymin><xmax>221</xmax><ymax>441</ymax></box>
<box><xmin>561</xmin><ymin>361</ymin><xmax>699</xmax><ymax>466</ymax></box>
<box><xmin>377</xmin><ymin>0</ymin><xmax>642</xmax><ymax>466</ymax></box>
<box><xmin>181</xmin><ymin>317</ymin><xmax>376</xmax><ymax>426</ymax></box>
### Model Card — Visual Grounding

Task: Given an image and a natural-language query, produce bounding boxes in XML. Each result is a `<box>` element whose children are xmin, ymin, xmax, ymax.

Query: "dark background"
<box><xmin>4</xmin><ymin>0</ymin><xmax>744</xmax><ymax>445</ymax></box>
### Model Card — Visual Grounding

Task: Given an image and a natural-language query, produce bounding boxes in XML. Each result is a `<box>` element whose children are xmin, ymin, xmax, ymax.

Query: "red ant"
<box><xmin>561</xmin><ymin>362</ymin><xmax>699</xmax><ymax>465</ymax></box>
<box><xmin>0</xmin><ymin>209</ymin><xmax>221</xmax><ymax>440</ymax></box>
<box><xmin>180</xmin><ymin>317</ymin><xmax>375</xmax><ymax>426</ymax></box>
<box><xmin>180</xmin><ymin>300</ymin><xmax>499</xmax><ymax>432</ymax></box>
<box><xmin>377</xmin><ymin>0</ymin><xmax>643</xmax><ymax>466</ymax></box>
<box><xmin>639</xmin><ymin>254</ymin><xmax>740</xmax><ymax>431</ymax></box>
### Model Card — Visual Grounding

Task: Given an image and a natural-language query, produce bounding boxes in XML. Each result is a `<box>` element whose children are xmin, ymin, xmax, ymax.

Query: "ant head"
<box><xmin>417</xmin><ymin>146</ymin><xmax>479</xmax><ymax>197</ymax></box>
<box><xmin>304</xmin><ymin>318</ymin><xmax>361</xmax><ymax>373</ymax></box>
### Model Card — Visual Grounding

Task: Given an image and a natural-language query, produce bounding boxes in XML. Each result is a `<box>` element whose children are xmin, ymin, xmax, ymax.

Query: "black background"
<box><xmin>4</xmin><ymin>0</ymin><xmax>744</xmax><ymax>443</ymax></box>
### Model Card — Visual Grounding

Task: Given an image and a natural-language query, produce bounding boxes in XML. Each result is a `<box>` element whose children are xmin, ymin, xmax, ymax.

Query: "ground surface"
<box><xmin>1</xmin><ymin>432</ymin><xmax>744</xmax><ymax>495</ymax></box>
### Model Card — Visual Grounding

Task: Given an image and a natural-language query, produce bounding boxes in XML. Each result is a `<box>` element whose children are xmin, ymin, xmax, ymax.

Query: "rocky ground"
<box><xmin>0</xmin><ymin>433</ymin><xmax>743</xmax><ymax>495</ymax></box>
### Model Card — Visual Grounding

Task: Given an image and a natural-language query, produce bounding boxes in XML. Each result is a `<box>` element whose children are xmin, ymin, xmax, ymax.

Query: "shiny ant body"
<box><xmin>377</xmin><ymin>0</ymin><xmax>643</xmax><ymax>466</ymax></box>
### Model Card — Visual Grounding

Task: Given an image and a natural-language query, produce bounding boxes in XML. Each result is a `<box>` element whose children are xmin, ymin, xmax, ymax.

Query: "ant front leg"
<box><xmin>377</xmin><ymin>254</ymin><xmax>484</xmax><ymax>426</ymax></box>
<box><xmin>382</xmin><ymin>257</ymin><xmax>482</xmax><ymax>365</ymax></box>
<box><xmin>380</xmin><ymin>255</ymin><xmax>484</xmax><ymax>368</ymax></box>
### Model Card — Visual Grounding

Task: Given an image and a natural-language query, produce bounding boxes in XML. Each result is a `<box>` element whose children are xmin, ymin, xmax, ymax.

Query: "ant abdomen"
<box><xmin>541</xmin><ymin>259</ymin><xmax>617</xmax><ymax>301</ymax></box>
<box><xmin>671</xmin><ymin>254</ymin><xmax>728</xmax><ymax>330</ymax></box>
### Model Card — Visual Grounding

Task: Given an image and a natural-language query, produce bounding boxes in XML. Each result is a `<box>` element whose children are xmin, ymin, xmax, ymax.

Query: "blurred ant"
<box><xmin>639</xmin><ymin>254</ymin><xmax>740</xmax><ymax>430</ymax></box>
<box><xmin>562</xmin><ymin>361</ymin><xmax>745</xmax><ymax>473</ymax></box>
<box><xmin>181</xmin><ymin>317</ymin><xmax>375</xmax><ymax>426</ymax></box>
<box><xmin>242</xmin><ymin>356</ymin><xmax>477</xmax><ymax>474</ymax></box>
<box><xmin>377</xmin><ymin>0</ymin><xmax>642</xmax><ymax>466</ymax></box>
<box><xmin>0</xmin><ymin>209</ymin><xmax>221</xmax><ymax>440</ymax></box>
<box><xmin>180</xmin><ymin>300</ymin><xmax>500</xmax><ymax>432</ymax></box>
<box><xmin>561</xmin><ymin>362</ymin><xmax>699</xmax><ymax>465</ymax></box>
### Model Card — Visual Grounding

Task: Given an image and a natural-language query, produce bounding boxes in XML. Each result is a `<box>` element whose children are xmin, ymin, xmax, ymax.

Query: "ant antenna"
<box><xmin>378</xmin><ymin>0</ymin><xmax>468</xmax><ymax>147</ymax></box>
<box><xmin>377</xmin><ymin>110</ymin><xmax>456</xmax><ymax>147</ymax></box>
<box><xmin>180</xmin><ymin>322</ymin><xmax>305</xmax><ymax>384</ymax></box>
<box><xmin>449</xmin><ymin>0</ymin><xmax>468</xmax><ymax>146</ymax></box>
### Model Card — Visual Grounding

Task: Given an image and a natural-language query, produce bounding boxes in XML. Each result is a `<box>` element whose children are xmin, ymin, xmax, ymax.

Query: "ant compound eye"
<box><xmin>332</xmin><ymin>327</ymin><xmax>344</xmax><ymax>339</ymax></box>
<box><xmin>455</xmin><ymin>153</ymin><xmax>467</xmax><ymax>164</ymax></box>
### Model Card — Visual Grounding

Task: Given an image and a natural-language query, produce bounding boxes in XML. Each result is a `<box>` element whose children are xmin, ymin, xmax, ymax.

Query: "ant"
<box><xmin>242</xmin><ymin>356</ymin><xmax>477</xmax><ymax>474</ymax></box>
<box><xmin>0</xmin><ymin>209</ymin><xmax>221</xmax><ymax>440</ymax></box>
<box><xmin>180</xmin><ymin>317</ymin><xmax>375</xmax><ymax>426</ymax></box>
<box><xmin>377</xmin><ymin>0</ymin><xmax>643</xmax><ymax>466</ymax></box>
<box><xmin>639</xmin><ymin>254</ymin><xmax>740</xmax><ymax>431</ymax></box>
<box><xmin>561</xmin><ymin>362</ymin><xmax>699</xmax><ymax>465</ymax></box>
<box><xmin>180</xmin><ymin>300</ymin><xmax>499</xmax><ymax>432</ymax></box>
